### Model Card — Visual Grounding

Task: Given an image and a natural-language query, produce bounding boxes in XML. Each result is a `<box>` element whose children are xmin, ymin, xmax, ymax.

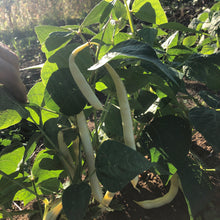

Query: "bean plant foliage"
<box><xmin>0</xmin><ymin>0</ymin><xmax>220</xmax><ymax>219</ymax></box>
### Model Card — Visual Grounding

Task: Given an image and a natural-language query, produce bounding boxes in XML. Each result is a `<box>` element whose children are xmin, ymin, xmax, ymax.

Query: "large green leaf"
<box><xmin>14</xmin><ymin>187</ymin><xmax>38</xmax><ymax>206</ymax></box>
<box><xmin>49</xmin><ymin>43</ymin><xmax>94</xmax><ymax>79</ymax></box>
<box><xmin>95</xmin><ymin>140</ymin><xmax>152</xmax><ymax>192</ymax></box>
<box><xmin>0</xmin><ymin>147</ymin><xmax>25</xmax><ymax>174</ymax></box>
<box><xmin>137</xmin><ymin>27</ymin><xmax>158</xmax><ymax>46</ymax></box>
<box><xmin>62</xmin><ymin>182</ymin><xmax>91</xmax><ymax>220</ymax></box>
<box><xmin>27</xmin><ymin>82</ymin><xmax>45</xmax><ymax>106</ymax></box>
<box><xmin>184</xmin><ymin>52</ymin><xmax>220</xmax><ymax>91</ymax></box>
<box><xmin>45</xmin><ymin>31</ymin><xmax>73</xmax><ymax>52</ymax></box>
<box><xmin>89</xmin><ymin>39</ymin><xmax>178</xmax><ymax>85</ymax></box>
<box><xmin>38</xmin><ymin>178</ymin><xmax>61</xmax><ymax>195</ymax></box>
<box><xmin>41</xmin><ymin>60</ymin><xmax>58</xmax><ymax>85</ymax></box>
<box><xmin>178</xmin><ymin>158</ymin><xmax>213</xmax><ymax>217</ymax></box>
<box><xmin>44</xmin><ymin>68</ymin><xmax>87</xmax><ymax>116</ymax></box>
<box><xmin>132</xmin><ymin>0</ymin><xmax>167</xmax><ymax>25</ymax></box>
<box><xmin>0</xmin><ymin>88</ymin><xmax>29</xmax><ymax>129</ymax></box>
<box><xmin>35</xmin><ymin>25</ymin><xmax>71</xmax><ymax>58</ymax></box>
<box><xmin>35</xmin><ymin>25</ymin><xmax>70</xmax><ymax>45</ymax></box>
<box><xmin>31</xmin><ymin>150</ymin><xmax>63</xmax><ymax>184</ymax></box>
<box><xmin>81</xmin><ymin>0</ymin><xmax>117</xmax><ymax>27</ymax></box>
<box><xmin>189</xmin><ymin>107</ymin><xmax>220</xmax><ymax>152</ymax></box>
<box><xmin>141</xmin><ymin>115</ymin><xmax>191</xmax><ymax>167</ymax></box>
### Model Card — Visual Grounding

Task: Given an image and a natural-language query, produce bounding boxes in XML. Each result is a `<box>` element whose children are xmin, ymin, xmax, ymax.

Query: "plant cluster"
<box><xmin>0</xmin><ymin>0</ymin><xmax>220</xmax><ymax>219</ymax></box>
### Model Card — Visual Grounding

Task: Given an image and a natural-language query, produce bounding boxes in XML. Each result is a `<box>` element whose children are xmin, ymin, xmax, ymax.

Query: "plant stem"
<box><xmin>32</xmin><ymin>179</ymin><xmax>43</xmax><ymax>219</ymax></box>
<box><xmin>123</xmin><ymin>0</ymin><xmax>135</xmax><ymax>35</ymax></box>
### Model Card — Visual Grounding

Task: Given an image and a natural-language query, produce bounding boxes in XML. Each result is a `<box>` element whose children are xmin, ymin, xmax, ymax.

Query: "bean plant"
<box><xmin>0</xmin><ymin>0</ymin><xmax>220</xmax><ymax>219</ymax></box>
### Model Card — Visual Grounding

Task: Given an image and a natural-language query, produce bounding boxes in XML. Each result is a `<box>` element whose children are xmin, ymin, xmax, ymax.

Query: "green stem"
<box><xmin>123</xmin><ymin>0</ymin><xmax>135</xmax><ymax>35</ymax></box>
<box><xmin>32</xmin><ymin>179</ymin><xmax>43</xmax><ymax>218</ymax></box>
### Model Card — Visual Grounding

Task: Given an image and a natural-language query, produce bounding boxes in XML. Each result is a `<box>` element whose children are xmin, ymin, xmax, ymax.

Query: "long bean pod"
<box><xmin>105</xmin><ymin>63</ymin><xmax>138</xmax><ymax>187</ymax></box>
<box><xmin>76</xmin><ymin>111</ymin><xmax>103</xmax><ymax>203</ymax></box>
<box><xmin>134</xmin><ymin>173</ymin><xmax>179</xmax><ymax>209</ymax></box>
<box><xmin>69</xmin><ymin>43</ymin><xmax>103</xmax><ymax>110</ymax></box>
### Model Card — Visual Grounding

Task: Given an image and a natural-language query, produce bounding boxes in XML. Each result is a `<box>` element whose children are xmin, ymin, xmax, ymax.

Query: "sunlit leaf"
<box><xmin>0</xmin><ymin>147</ymin><xmax>25</xmax><ymax>174</ymax></box>
<box><xmin>81</xmin><ymin>0</ymin><xmax>117</xmax><ymax>27</ymax></box>
<box><xmin>28</xmin><ymin>82</ymin><xmax>45</xmax><ymax>106</ymax></box>
<box><xmin>132</xmin><ymin>0</ymin><xmax>167</xmax><ymax>25</ymax></box>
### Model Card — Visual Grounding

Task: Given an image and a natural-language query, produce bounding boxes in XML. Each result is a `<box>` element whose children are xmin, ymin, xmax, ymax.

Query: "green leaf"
<box><xmin>159</xmin><ymin>22</ymin><xmax>201</xmax><ymax>33</ymax></box>
<box><xmin>0</xmin><ymin>110</ymin><xmax>22</xmax><ymax>130</ymax></box>
<box><xmin>27</xmin><ymin>82</ymin><xmax>45</xmax><ymax>106</ymax></box>
<box><xmin>141</xmin><ymin>115</ymin><xmax>191</xmax><ymax>167</ymax></box>
<box><xmin>211</xmin><ymin>2</ymin><xmax>220</xmax><ymax>11</ymax></box>
<box><xmin>81</xmin><ymin>0</ymin><xmax>117</xmax><ymax>27</ymax></box>
<box><xmin>35</xmin><ymin>25</ymin><xmax>70</xmax><ymax>45</ymax></box>
<box><xmin>38</xmin><ymin>178</ymin><xmax>61</xmax><ymax>195</ymax></box>
<box><xmin>102</xmin><ymin>103</ymin><xmax>123</xmax><ymax>140</ymax></box>
<box><xmin>189</xmin><ymin>107</ymin><xmax>220</xmax><ymax>152</ymax></box>
<box><xmin>41</xmin><ymin>60</ymin><xmax>58</xmax><ymax>85</ymax></box>
<box><xmin>0</xmin><ymin>147</ymin><xmax>25</xmax><ymax>174</ymax></box>
<box><xmin>200</xmin><ymin>45</ymin><xmax>216</xmax><ymax>55</ymax></box>
<box><xmin>137</xmin><ymin>27</ymin><xmax>158</xmax><ymax>46</ymax></box>
<box><xmin>44</xmin><ymin>68</ymin><xmax>87</xmax><ymax>116</ymax></box>
<box><xmin>35</xmin><ymin>25</ymin><xmax>71</xmax><ymax>58</ymax></box>
<box><xmin>95</xmin><ymin>140</ymin><xmax>152</xmax><ymax>192</ymax></box>
<box><xmin>89</xmin><ymin>39</ymin><xmax>178</xmax><ymax>85</ymax></box>
<box><xmin>62</xmin><ymin>182</ymin><xmax>91</xmax><ymax>220</ymax></box>
<box><xmin>161</xmin><ymin>31</ymin><xmax>179</xmax><ymax>49</ymax></box>
<box><xmin>184</xmin><ymin>52</ymin><xmax>220</xmax><ymax>91</ymax></box>
<box><xmin>31</xmin><ymin>150</ymin><xmax>63</xmax><ymax>184</ymax></box>
<box><xmin>182</xmin><ymin>35</ymin><xmax>198</xmax><ymax>47</ymax></box>
<box><xmin>115</xmin><ymin>65</ymin><xmax>149</xmax><ymax>94</ymax></box>
<box><xmin>178</xmin><ymin>158</ymin><xmax>213</xmax><ymax>217</ymax></box>
<box><xmin>132</xmin><ymin>0</ymin><xmax>167</xmax><ymax>25</ymax></box>
<box><xmin>45</xmin><ymin>31</ymin><xmax>73</xmax><ymax>52</ymax></box>
<box><xmin>49</xmin><ymin>43</ymin><xmax>94</xmax><ymax>80</ymax></box>
<box><xmin>0</xmin><ymin>88</ymin><xmax>29</xmax><ymax>129</ymax></box>
<box><xmin>14</xmin><ymin>188</ymin><xmax>37</xmax><ymax>206</ymax></box>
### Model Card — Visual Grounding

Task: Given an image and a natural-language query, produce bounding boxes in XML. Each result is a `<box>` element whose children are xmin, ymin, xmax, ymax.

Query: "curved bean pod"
<box><xmin>134</xmin><ymin>173</ymin><xmax>179</xmax><ymax>209</ymax></box>
<box><xmin>69</xmin><ymin>43</ymin><xmax>103</xmax><ymax>110</ymax></box>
